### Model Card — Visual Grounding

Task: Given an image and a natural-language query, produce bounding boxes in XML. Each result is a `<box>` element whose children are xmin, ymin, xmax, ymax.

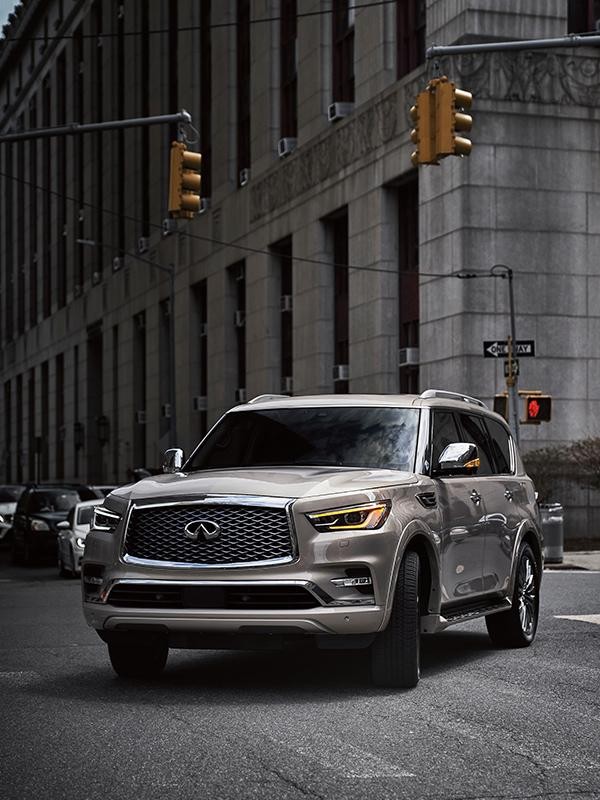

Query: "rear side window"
<box><xmin>486</xmin><ymin>418</ymin><xmax>513</xmax><ymax>474</ymax></box>
<box><xmin>457</xmin><ymin>413</ymin><xmax>495</xmax><ymax>476</ymax></box>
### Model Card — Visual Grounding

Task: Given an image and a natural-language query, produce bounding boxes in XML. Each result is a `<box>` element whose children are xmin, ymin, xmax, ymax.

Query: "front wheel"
<box><xmin>486</xmin><ymin>542</ymin><xmax>540</xmax><ymax>648</ymax></box>
<box><xmin>108</xmin><ymin>637</ymin><xmax>169</xmax><ymax>679</ymax></box>
<box><xmin>370</xmin><ymin>550</ymin><xmax>420</xmax><ymax>688</ymax></box>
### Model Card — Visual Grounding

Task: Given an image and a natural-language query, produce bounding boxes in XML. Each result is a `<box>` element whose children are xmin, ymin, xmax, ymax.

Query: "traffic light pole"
<box><xmin>427</xmin><ymin>32</ymin><xmax>600</xmax><ymax>59</ymax></box>
<box><xmin>0</xmin><ymin>110</ymin><xmax>192</xmax><ymax>143</ymax></box>
<box><xmin>491</xmin><ymin>265</ymin><xmax>520</xmax><ymax>448</ymax></box>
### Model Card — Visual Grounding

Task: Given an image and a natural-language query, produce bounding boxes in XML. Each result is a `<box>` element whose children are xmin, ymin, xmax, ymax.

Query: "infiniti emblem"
<box><xmin>184</xmin><ymin>519</ymin><xmax>221</xmax><ymax>542</ymax></box>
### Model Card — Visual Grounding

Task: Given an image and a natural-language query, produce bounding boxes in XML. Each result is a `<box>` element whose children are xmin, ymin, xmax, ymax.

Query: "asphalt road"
<box><xmin>0</xmin><ymin>552</ymin><xmax>598</xmax><ymax>800</ymax></box>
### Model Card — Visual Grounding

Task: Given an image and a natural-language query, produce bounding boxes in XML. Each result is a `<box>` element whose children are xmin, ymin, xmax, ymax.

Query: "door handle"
<box><xmin>470</xmin><ymin>490</ymin><xmax>481</xmax><ymax>505</ymax></box>
<box><xmin>504</xmin><ymin>489</ymin><xmax>513</xmax><ymax>501</ymax></box>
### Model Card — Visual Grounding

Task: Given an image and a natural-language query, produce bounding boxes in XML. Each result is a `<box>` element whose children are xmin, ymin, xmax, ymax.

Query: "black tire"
<box><xmin>486</xmin><ymin>542</ymin><xmax>539</xmax><ymax>648</ymax></box>
<box><xmin>370</xmin><ymin>550</ymin><xmax>420</xmax><ymax>688</ymax></box>
<box><xmin>108</xmin><ymin>638</ymin><xmax>169</xmax><ymax>679</ymax></box>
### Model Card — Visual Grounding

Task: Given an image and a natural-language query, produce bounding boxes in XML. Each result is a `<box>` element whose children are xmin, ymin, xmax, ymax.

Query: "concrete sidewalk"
<box><xmin>545</xmin><ymin>551</ymin><xmax>600</xmax><ymax>571</ymax></box>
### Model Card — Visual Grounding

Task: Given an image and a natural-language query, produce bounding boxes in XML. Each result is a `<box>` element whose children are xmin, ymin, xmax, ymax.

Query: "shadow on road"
<box><xmin>24</xmin><ymin>629</ymin><xmax>496</xmax><ymax>705</ymax></box>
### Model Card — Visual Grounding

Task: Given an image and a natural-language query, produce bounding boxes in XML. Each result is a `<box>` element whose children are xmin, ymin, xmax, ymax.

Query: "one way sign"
<box><xmin>483</xmin><ymin>340</ymin><xmax>535</xmax><ymax>358</ymax></box>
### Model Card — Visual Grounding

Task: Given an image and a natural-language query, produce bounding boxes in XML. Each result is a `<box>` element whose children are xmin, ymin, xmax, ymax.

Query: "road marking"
<box><xmin>268</xmin><ymin>733</ymin><xmax>415</xmax><ymax>779</ymax></box>
<box><xmin>555</xmin><ymin>614</ymin><xmax>600</xmax><ymax>625</ymax></box>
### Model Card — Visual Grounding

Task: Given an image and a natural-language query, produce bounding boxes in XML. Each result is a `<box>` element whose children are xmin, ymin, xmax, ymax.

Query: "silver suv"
<box><xmin>82</xmin><ymin>390</ymin><xmax>542</xmax><ymax>688</ymax></box>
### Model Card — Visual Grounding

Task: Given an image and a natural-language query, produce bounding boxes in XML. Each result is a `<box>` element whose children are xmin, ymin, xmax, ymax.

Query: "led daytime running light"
<box><xmin>92</xmin><ymin>506</ymin><xmax>121</xmax><ymax>532</ymax></box>
<box><xmin>307</xmin><ymin>501</ymin><xmax>391</xmax><ymax>531</ymax></box>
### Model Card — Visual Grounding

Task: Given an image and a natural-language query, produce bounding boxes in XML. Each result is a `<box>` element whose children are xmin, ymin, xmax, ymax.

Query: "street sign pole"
<box><xmin>491</xmin><ymin>265</ymin><xmax>520</xmax><ymax>447</ymax></box>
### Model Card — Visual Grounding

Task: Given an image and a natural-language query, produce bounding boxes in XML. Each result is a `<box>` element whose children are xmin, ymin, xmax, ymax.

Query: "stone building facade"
<box><xmin>0</xmin><ymin>0</ymin><xmax>599</xmax><ymax>534</ymax></box>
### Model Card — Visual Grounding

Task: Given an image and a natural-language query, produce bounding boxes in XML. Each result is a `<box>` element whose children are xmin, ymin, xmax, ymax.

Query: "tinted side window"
<box><xmin>486</xmin><ymin>418</ymin><xmax>513</xmax><ymax>474</ymax></box>
<box><xmin>457</xmin><ymin>413</ymin><xmax>495</xmax><ymax>476</ymax></box>
<box><xmin>431</xmin><ymin>411</ymin><xmax>461</xmax><ymax>468</ymax></box>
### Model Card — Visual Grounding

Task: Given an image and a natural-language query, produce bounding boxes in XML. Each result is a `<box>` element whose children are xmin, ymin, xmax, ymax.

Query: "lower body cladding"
<box><xmin>82</xmin><ymin>574</ymin><xmax>385</xmax><ymax>649</ymax></box>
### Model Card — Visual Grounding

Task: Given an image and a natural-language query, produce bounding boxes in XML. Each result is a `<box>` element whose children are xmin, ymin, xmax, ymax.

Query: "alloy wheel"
<box><xmin>517</xmin><ymin>552</ymin><xmax>536</xmax><ymax>636</ymax></box>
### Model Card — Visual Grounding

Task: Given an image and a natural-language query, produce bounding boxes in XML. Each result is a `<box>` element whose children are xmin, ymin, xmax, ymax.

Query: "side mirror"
<box><xmin>56</xmin><ymin>520</ymin><xmax>71</xmax><ymax>530</ymax></box>
<box><xmin>162</xmin><ymin>448</ymin><xmax>185</xmax><ymax>474</ymax></box>
<box><xmin>436</xmin><ymin>442</ymin><xmax>480</xmax><ymax>475</ymax></box>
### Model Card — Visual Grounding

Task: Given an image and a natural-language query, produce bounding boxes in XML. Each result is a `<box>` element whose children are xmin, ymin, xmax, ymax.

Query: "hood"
<box><xmin>111</xmin><ymin>466</ymin><xmax>417</xmax><ymax>504</ymax></box>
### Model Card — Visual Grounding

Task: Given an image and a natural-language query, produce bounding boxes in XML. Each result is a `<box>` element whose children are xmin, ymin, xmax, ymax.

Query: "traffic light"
<box><xmin>168</xmin><ymin>141</ymin><xmax>202</xmax><ymax>219</ymax></box>
<box><xmin>524</xmin><ymin>395</ymin><xmax>552</xmax><ymax>423</ymax></box>
<box><xmin>410</xmin><ymin>86</ymin><xmax>437</xmax><ymax>166</ymax></box>
<box><xmin>435</xmin><ymin>77</ymin><xmax>472</xmax><ymax>159</ymax></box>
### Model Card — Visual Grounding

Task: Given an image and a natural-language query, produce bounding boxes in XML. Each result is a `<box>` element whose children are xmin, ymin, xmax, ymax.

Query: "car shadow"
<box><xmin>26</xmin><ymin>628</ymin><xmax>496</xmax><ymax>705</ymax></box>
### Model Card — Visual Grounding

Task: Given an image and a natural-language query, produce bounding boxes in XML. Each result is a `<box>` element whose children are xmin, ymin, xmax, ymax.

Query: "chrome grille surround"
<box><xmin>121</xmin><ymin>495</ymin><xmax>297</xmax><ymax>569</ymax></box>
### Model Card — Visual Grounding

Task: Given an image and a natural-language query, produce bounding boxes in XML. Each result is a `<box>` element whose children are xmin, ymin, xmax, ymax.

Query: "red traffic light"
<box><xmin>524</xmin><ymin>395</ymin><xmax>552</xmax><ymax>423</ymax></box>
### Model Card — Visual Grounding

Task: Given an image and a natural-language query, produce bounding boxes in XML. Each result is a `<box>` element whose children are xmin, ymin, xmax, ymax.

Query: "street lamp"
<box><xmin>76</xmin><ymin>239</ymin><xmax>178</xmax><ymax>446</ymax></box>
<box><xmin>456</xmin><ymin>264</ymin><xmax>520</xmax><ymax>447</ymax></box>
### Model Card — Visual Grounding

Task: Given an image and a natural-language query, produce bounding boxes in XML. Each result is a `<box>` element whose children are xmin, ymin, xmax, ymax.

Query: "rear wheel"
<box><xmin>370</xmin><ymin>550</ymin><xmax>420</xmax><ymax>688</ymax></box>
<box><xmin>108</xmin><ymin>637</ymin><xmax>169</xmax><ymax>679</ymax></box>
<box><xmin>486</xmin><ymin>542</ymin><xmax>539</xmax><ymax>648</ymax></box>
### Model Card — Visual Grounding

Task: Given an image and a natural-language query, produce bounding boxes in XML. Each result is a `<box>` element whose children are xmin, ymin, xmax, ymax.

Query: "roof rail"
<box><xmin>419</xmin><ymin>389</ymin><xmax>487</xmax><ymax>409</ymax></box>
<box><xmin>247</xmin><ymin>394</ymin><xmax>290</xmax><ymax>404</ymax></box>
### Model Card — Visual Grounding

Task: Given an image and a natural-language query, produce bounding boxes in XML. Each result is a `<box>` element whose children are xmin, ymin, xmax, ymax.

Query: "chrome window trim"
<box><xmin>120</xmin><ymin>495</ymin><xmax>299</xmax><ymax>568</ymax></box>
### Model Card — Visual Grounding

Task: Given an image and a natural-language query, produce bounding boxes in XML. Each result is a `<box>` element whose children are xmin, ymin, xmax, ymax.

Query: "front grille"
<box><xmin>123</xmin><ymin>503</ymin><xmax>294</xmax><ymax>566</ymax></box>
<box><xmin>107</xmin><ymin>583</ymin><xmax>318</xmax><ymax>610</ymax></box>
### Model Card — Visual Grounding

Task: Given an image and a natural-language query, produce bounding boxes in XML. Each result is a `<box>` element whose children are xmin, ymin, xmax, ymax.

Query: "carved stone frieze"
<box><xmin>250</xmin><ymin>50</ymin><xmax>600</xmax><ymax>222</ymax></box>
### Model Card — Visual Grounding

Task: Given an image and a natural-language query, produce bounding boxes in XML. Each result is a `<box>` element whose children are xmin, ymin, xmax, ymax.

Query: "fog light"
<box><xmin>330</xmin><ymin>576</ymin><xmax>373</xmax><ymax>588</ymax></box>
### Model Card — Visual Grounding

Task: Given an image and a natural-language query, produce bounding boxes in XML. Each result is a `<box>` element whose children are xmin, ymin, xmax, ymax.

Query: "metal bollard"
<box><xmin>540</xmin><ymin>503</ymin><xmax>564</xmax><ymax>564</ymax></box>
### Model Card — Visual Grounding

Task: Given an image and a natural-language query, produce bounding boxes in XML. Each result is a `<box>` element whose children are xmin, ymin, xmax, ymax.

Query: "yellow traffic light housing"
<box><xmin>410</xmin><ymin>87</ymin><xmax>437</xmax><ymax>165</ymax></box>
<box><xmin>435</xmin><ymin>77</ymin><xmax>472</xmax><ymax>158</ymax></box>
<box><xmin>168</xmin><ymin>141</ymin><xmax>202</xmax><ymax>219</ymax></box>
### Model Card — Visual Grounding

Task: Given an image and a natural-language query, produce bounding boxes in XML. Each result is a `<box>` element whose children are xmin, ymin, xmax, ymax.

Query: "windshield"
<box><xmin>29</xmin><ymin>490</ymin><xmax>80</xmax><ymax>513</ymax></box>
<box><xmin>186</xmin><ymin>407</ymin><xmax>420</xmax><ymax>472</ymax></box>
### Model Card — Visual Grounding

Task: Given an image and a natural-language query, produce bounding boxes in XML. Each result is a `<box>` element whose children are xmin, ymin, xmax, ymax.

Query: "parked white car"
<box><xmin>0</xmin><ymin>485</ymin><xmax>25</xmax><ymax>543</ymax></box>
<box><xmin>57</xmin><ymin>498</ymin><xmax>103</xmax><ymax>577</ymax></box>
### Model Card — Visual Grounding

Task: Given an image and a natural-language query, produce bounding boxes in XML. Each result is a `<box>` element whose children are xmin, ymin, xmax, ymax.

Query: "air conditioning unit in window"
<box><xmin>234</xmin><ymin>310</ymin><xmax>245</xmax><ymax>328</ymax></box>
<box><xmin>112</xmin><ymin>256</ymin><xmax>122</xmax><ymax>272</ymax></box>
<box><xmin>161</xmin><ymin>403</ymin><xmax>171</xmax><ymax>419</ymax></box>
<box><xmin>280</xmin><ymin>294</ymin><xmax>293</xmax><ymax>313</ymax></box>
<box><xmin>91</xmin><ymin>271</ymin><xmax>101</xmax><ymax>286</ymax></box>
<box><xmin>137</xmin><ymin>236</ymin><xmax>149</xmax><ymax>254</ymax></box>
<box><xmin>281</xmin><ymin>376</ymin><xmax>293</xmax><ymax>394</ymax></box>
<box><xmin>235</xmin><ymin>388</ymin><xmax>247</xmax><ymax>404</ymax></box>
<box><xmin>328</xmin><ymin>102</ymin><xmax>354</xmax><ymax>123</ymax></box>
<box><xmin>239</xmin><ymin>168</ymin><xmax>250</xmax><ymax>187</ymax></box>
<box><xmin>135</xmin><ymin>410</ymin><xmax>146</xmax><ymax>424</ymax></box>
<box><xmin>192</xmin><ymin>395</ymin><xmax>207</xmax><ymax>412</ymax></box>
<box><xmin>199</xmin><ymin>322</ymin><xmax>207</xmax><ymax>337</ymax></box>
<box><xmin>73</xmin><ymin>284</ymin><xmax>83</xmax><ymax>298</ymax></box>
<box><xmin>333</xmin><ymin>363</ymin><xmax>349</xmax><ymax>382</ymax></box>
<box><xmin>398</xmin><ymin>347</ymin><xmax>420</xmax><ymax>367</ymax></box>
<box><xmin>277</xmin><ymin>137</ymin><xmax>297</xmax><ymax>158</ymax></box>
<box><xmin>162</xmin><ymin>218</ymin><xmax>177</xmax><ymax>236</ymax></box>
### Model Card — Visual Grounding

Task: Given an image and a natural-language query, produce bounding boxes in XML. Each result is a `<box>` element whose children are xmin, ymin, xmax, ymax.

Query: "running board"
<box><xmin>421</xmin><ymin>599</ymin><xmax>512</xmax><ymax>633</ymax></box>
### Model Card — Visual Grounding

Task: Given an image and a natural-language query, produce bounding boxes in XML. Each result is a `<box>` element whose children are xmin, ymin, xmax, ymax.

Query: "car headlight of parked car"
<box><xmin>75</xmin><ymin>537</ymin><xmax>86</xmax><ymax>549</ymax></box>
<box><xmin>30</xmin><ymin>519</ymin><xmax>50</xmax><ymax>531</ymax></box>
<box><xmin>306</xmin><ymin>501</ymin><xmax>391</xmax><ymax>532</ymax></box>
<box><xmin>92</xmin><ymin>506</ymin><xmax>121</xmax><ymax>532</ymax></box>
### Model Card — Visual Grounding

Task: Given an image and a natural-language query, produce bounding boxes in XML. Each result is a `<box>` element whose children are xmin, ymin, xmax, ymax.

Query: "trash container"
<box><xmin>540</xmin><ymin>503</ymin><xmax>564</xmax><ymax>564</ymax></box>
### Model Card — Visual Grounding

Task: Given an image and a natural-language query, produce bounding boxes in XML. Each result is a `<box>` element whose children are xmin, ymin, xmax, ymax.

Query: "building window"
<box><xmin>115</xmin><ymin>0</ymin><xmax>125</xmax><ymax>256</ymax></box>
<box><xmin>568</xmin><ymin>0</ymin><xmax>600</xmax><ymax>30</ymax></box>
<box><xmin>237</xmin><ymin>0</ymin><xmax>251</xmax><ymax>178</ymax></box>
<box><xmin>280</xmin><ymin>0</ymin><xmax>297</xmax><ymax>138</ymax></box>
<box><xmin>272</xmin><ymin>238</ymin><xmax>293</xmax><ymax>394</ymax></box>
<box><xmin>16</xmin><ymin>375</ymin><xmax>23</xmax><ymax>482</ymax></box>
<box><xmin>16</xmin><ymin>119</ymin><xmax>25</xmax><ymax>335</ymax></box>
<box><xmin>133</xmin><ymin>313</ymin><xmax>146</xmax><ymax>470</ymax></box>
<box><xmin>56</xmin><ymin>53</ymin><xmax>67</xmax><ymax>309</ymax></box>
<box><xmin>86</xmin><ymin>324</ymin><xmax>103</xmax><ymax>483</ymax></box>
<box><xmin>42</xmin><ymin>76</ymin><xmax>51</xmax><ymax>317</ymax></box>
<box><xmin>396</xmin><ymin>0</ymin><xmax>426</xmax><ymax>79</ymax></box>
<box><xmin>4</xmin><ymin>381</ymin><xmax>11</xmax><ymax>482</ymax></box>
<box><xmin>112</xmin><ymin>325</ymin><xmax>119</xmax><ymax>483</ymax></box>
<box><xmin>73</xmin><ymin>26</ymin><xmax>85</xmax><ymax>293</ymax></box>
<box><xmin>28</xmin><ymin>97</ymin><xmax>38</xmax><ymax>327</ymax></box>
<box><xmin>324</xmin><ymin>210</ymin><xmax>349</xmax><ymax>394</ymax></box>
<box><xmin>332</xmin><ymin>0</ymin><xmax>354</xmax><ymax>103</ymax></box>
<box><xmin>4</xmin><ymin>141</ymin><xmax>14</xmax><ymax>344</ymax></box>
<box><xmin>191</xmin><ymin>281</ymin><xmax>208</xmax><ymax>437</ymax></box>
<box><xmin>200</xmin><ymin>0</ymin><xmax>212</xmax><ymax>197</ymax></box>
<box><xmin>92</xmin><ymin>0</ymin><xmax>103</xmax><ymax>282</ymax></box>
<box><xmin>230</xmin><ymin>262</ymin><xmax>246</xmax><ymax>402</ymax></box>
<box><xmin>55</xmin><ymin>353</ymin><xmax>64</xmax><ymax>478</ymax></box>
<box><xmin>140</xmin><ymin>4</ymin><xmax>150</xmax><ymax>237</ymax></box>
<box><xmin>398</xmin><ymin>179</ymin><xmax>419</xmax><ymax>393</ymax></box>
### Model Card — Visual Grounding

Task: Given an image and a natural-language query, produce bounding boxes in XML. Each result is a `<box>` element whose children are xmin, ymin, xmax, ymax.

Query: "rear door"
<box><xmin>430</xmin><ymin>410</ymin><xmax>486</xmax><ymax>605</ymax></box>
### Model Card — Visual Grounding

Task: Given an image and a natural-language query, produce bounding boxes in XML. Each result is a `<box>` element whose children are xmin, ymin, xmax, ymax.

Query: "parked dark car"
<box><xmin>12</xmin><ymin>484</ymin><xmax>103</xmax><ymax>565</ymax></box>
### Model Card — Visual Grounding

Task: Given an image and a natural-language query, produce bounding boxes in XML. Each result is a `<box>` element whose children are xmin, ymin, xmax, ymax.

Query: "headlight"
<box><xmin>306</xmin><ymin>501</ymin><xmax>391</xmax><ymax>532</ymax></box>
<box><xmin>0</xmin><ymin>514</ymin><xmax>5</xmax><ymax>524</ymax></box>
<box><xmin>75</xmin><ymin>537</ymin><xmax>86</xmax><ymax>549</ymax></box>
<box><xmin>30</xmin><ymin>519</ymin><xmax>50</xmax><ymax>531</ymax></box>
<box><xmin>92</xmin><ymin>506</ymin><xmax>121</xmax><ymax>532</ymax></box>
